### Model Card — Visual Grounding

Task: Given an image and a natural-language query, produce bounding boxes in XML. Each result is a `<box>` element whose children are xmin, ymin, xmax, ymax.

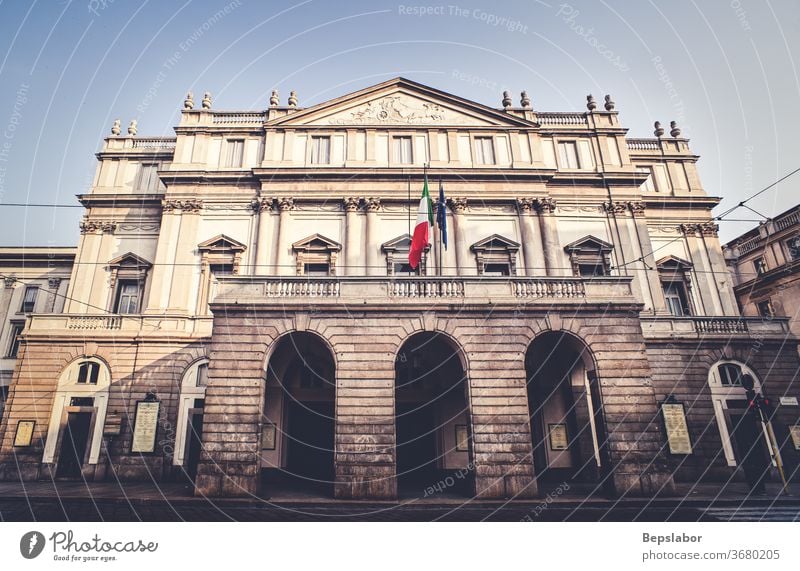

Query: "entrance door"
<box><xmin>287</xmin><ymin>400</ymin><xmax>334</xmax><ymax>493</ymax></box>
<box><xmin>396</xmin><ymin>401</ymin><xmax>437</xmax><ymax>488</ymax></box>
<box><xmin>56</xmin><ymin>412</ymin><xmax>92</xmax><ymax>479</ymax></box>
<box><xmin>185</xmin><ymin>407</ymin><xmax>204</xmax><ymax>482</ymax></box>
<box><xmin>729</xmin><ymin>406</ymin><xmax>771</xmax><ymax>488</ymax></box>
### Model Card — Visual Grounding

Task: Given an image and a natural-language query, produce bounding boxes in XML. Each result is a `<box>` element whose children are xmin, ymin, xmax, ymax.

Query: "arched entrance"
<box><xmin>261</xmin><ymin>332</ymin><xmax>336</xmax><ymax>497</ymax></box>
<box><xmin>525</xmin><ymin>332</ymin><xmax>608</xmax><ymax>492</ymax></box>
<box><xmin>395</xmin><ymin>332</ymin><xmax>473</xmax><ymax>498</ymax></box>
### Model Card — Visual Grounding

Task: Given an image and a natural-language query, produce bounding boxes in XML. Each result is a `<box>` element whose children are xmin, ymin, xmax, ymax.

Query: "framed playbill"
<box><xmin>131</xmin><ymin>400</ymin><xmax>160</xmax><ymax>453</ymax></box>
<box><xmin>13</xmin><ymin>420</ymin><xmax>35</xmax><ymax>447</ymax></box>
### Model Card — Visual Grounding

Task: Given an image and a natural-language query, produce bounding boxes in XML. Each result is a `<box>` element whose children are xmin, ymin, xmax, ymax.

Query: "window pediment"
<box><xmin>656</xmin><ymin>255</ymin><xmax>693</xmax><ymax>271</ymax></box>
<box><xmin>292</xmin><ymin>234</ymin><xmax>341</xmax><ymax>276</ymax></box>
<box><xmin>565</xmin><ymin>235</ymin><xmax>613</xmax><ymax>276</ymax></box>
<box><xmin>197</xmin><ymin>234</ymin><xmax>247</xmax><ymax>253</ymax></box>
<box><xmin>382</xmin><ymin>234</ymin><xmax>428</xmax><ymax>275</ymax></box>
<box><xmin>564</xmin><ymin>235</ymin><xmax>613</xmax><ymax>254</ymax></box>
<box><xmin>471</xmin><ymin>234</ymin><xmax>519</xmax><ymax>276</ymax></box>
<box><xmin>292</xmin><ymin>233</ymin><xmax>342</xmax><ymax>253</ymax></box>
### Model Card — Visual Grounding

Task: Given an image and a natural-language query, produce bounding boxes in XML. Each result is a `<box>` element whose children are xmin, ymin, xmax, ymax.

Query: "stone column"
<box><xmin>273</xmin><ymin>197</ymin><xmax>293</xmax><ymax>276</ymax></box>
<box><xmin>449</xmin><ymin>197</ymin><xmax>471</xmax><ymax>275</ymax></box>
<box><xmin>364</xmin><ymin>197</ymin><xmax>380</xmax><ymax>276</ymax></box>
<box><xmin>168</xmin><ymin>200</ymin><xmax>202</xmax><ymax>313</ymax></box>
<box><xmin>146</xmin><ymin>202</ymin><xmax>181</xmax><ymax>313</ymax></box>
<box><xmin>516</xmin><ymin>198</ymin><xmax>544</xmax><ymax>277</ymax></box>
<box><xmin>628</xmin><ymin>201</ymin><xmax>667</xmax><ymax>314</ymax></box>
<box><xmin>682</xmin><ymin>223</ymin><xmax>723</xmax><ymax>315</ymax></box>
<box><xmin>534</xmin><ymin>198</ymin><xmax>562</xmax><ymax>276</ymax></box>
<box><xmin>698</xmin><ymin>223</ymin><xmax>739</xmax><ymax>315</ymax></box>
<box><xmin>46</xmin><ymin>278</ymin><xmax>62</xmax><ymax>313</ymax></box>
<box><xmin>604</xmin><ymin>201</ymin><xmax>648</xmax><ymax>310</ymax></box>
<box><xmin>253</xmin><ymin>197</ymin><xmax>273</xmax><ymax>275</ymax></box>
<box><xmin>344</xmin><ymin>197</ymin><xmax>361</xmax><ymax>276</ymax></box>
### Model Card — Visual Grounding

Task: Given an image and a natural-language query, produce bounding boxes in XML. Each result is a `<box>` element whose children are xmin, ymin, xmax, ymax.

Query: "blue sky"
<box><xmin>0</xmin><ymin>0</ymin><xmax>798</xmax><ymax>245</ymax></box>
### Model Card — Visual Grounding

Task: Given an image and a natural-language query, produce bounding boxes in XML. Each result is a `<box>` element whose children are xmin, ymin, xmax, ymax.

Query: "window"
<box><xmin>757</xmin><ymin>300</ymin><xmax>775</xmax><ymax>318</ymax></box>
<box><xmin>663</xmin><ymin>281</ymin><xmax>691</xmax><ymax>316</ymax></box>
<box><xmin>578</xmin><ymin>263</ymin><xmax>607</xmax><ymax>277</ymax></box>
<box><xmin>310</xmin><ymin>136</ymin><xmax>330</xmax><ymax>164</ymax></box>
<box><xmin>393</xmin><ymin>136</ymin><xmax>413</xmax><ymax>164</ymax></box>
<box><xmin>753</xmin><ymin>257</ymin><xmax>767</xmax><ymax>276</ymax></box>
<box><xmin>474</xmin><ymin>137</ymin><xmax>496</xmax><ymax>165</ymax></box>
<box><xmin>20</xmin><ymin>286</ymin><xmax>38</xmax><ymax>313</ymax></box>
<box><xmin>77</xmin><ymin>362</ymin><xmax>100</xmax><ymax>385</ymax></box>
<box><xmin>196</xmin><ymin>363</ymin><xmax>209</xmax><ymax>387</ymax></box>
<box><xmin>210</xmin><ymin>264</ymin><xmax>233</xmax><ymax>278</ymax></box>
<box><xmin>718</xmin><ymin>363</ymin><xmax>744</xmax><ymax>386</ymax></box>
<box><xmin>483</xmin><ymin>263</ymin><xmax>511</xmax><ymax>276</ymax></box>
<box><xmin>6</xmin><ymin>322</ymin><xmax>23</xmax><ymax>358</ymax></box>
<box><xmin>113</xmin><ymin>280</ymin><xmax>141</xmax><ymax>314</ymax></box>
<box><xmin>392</xmin><ymin>262</ymin><xmax>417</xmax><ymax>276</ymax></box>
<box><xmin>786</xmin><ymin>236</ymin><xmax>800</xmax><ymax>261</ymax></box>
<box><xmin>558</xmin><ymin>141</ymin><xmax>579</xmax><ymax>169</ymax></box>
<box><xmin>134</xmin><ymin>163</ymin><xmax>160</xmax><ymax>192</ymax></box>
<box><xmin>636</xmin><ymin>167</ymin><xmax>657</xmax><ymax>192</ymax></box>
<box><xmin>224</xmin><ymin>139</ymin><xmax>244</xmax><ymax>167</ymax></box>
<box><xmin>304</xmin><ymin>263</ymin><xmax>330</xmax><ymax>276</ymax></box>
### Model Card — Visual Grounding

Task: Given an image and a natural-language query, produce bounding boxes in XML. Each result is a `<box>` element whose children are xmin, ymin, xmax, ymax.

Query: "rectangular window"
<box><xmin>754</xmin><ymin>257</ymin><xmax>767</xmax><ymax>276</ymax></box>
<box><xmin>785</xmin><ymin>236</ymin><xmax>800</xmax><ymax>261</ymax></box>
<box><xmin>196</xmin><ymin>363</ymin><xmax>209</xmax><ymax>387</ymax></box>
<box><xmin>757</xmin><ymin>300</ymin><xmax>775</xmax><ymax>318</ymax></box>
<box><xmin>663</xmin><ymin>281</ymin><xmax>691</xmax><ymax>316</ymax></box>
<box><xmin>20</xmin><ymin>286</ymin><xmax>38</xmax><ymax>313</ymax></box>
<box><xmin>393</xmin><ymin>137</ymin><xmax>413</xmax><ymax>164</ymax></box>
<box><xmin>636</xmin><ymin>167</ymin><xmax>657</xmax><ymax>192</ymax></box>
<box><xmin>77</xmin><ymin>362</ymin><xmax>100</xmax><ymax>385</ymax></box>
<box><xmin>224</xmin><ymin>139</ymin><xmax>245</xmax><ymax>167</ymax></box>
<box><xmin>6</xmin><ymin>322</ymin><xmax>24</xmax><ymax>358</ymax></box>
<box><xmin>474</xmin><ymin>137</ymin><xmax>496</xmax><ymax>165</ymax></box>
<box><xmin>304</xmin><ymin>263</ymin><xmax>330</xmax><ymax>276</ymax></box>
<box><xmin>578</xmin><ymin>263</ymin><xmax>607</xmax><ymax>277</ymax></box>
<box><xmin>114</xmin><ymin>281</ymin><xmax>141</xmax><ymax>314</ymax></box>
<box><xmin>134</xmin><ymin>163</ymin><xmax>160</xmax><ymax>191</ymax></box>
<box><xmin>558</xmin><ymin>141</ymin><xmax>580</xmax><ymax>169</ymax></box>
<box><xmin>310</xmin><ymin>136</ymin><xmax>331</xmax><ymax>164</ymax></box>
<box><xmin>393</xmin><ymin>261</ymin><xmax>417</xmax><ymax>276</ymax></box>
<box><xmin>483</xmin><ymin>263</ymin><xmax>511</xmax><ymax>276</ymax></box>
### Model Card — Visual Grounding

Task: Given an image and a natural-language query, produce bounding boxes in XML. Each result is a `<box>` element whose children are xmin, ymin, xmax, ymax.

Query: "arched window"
<box><xmin>173</xmin><ymin>359</ymin><xmax>209</xmax><ymax>469</ymax></box>
<box><xmin>707</xmin><ymin>361</ymin><xmax>777</xmax><ymax>468</ymax></box>
<box><xmin>42</xmin><ymin>357</ymin><xmax>111</xmax><ymax>471</ymax></box>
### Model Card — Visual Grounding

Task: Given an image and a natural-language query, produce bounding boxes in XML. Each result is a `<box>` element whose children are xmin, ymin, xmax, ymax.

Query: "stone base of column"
<box><xmin>609</xmin><ymin>469</ymin><xmax>676</xmax><ymax>498</ymax></box>
<box><xmin>474</xmin><ymin>472</ymin><xmax>538</xmax><ymax>499</ymax></box>
<box><xmin>334</xmin><ymin>466</ymin><xmax>396</xmax><ymax>500</ymax></box>
<box><xmin>194</xmin><ymin>464</ymin><xmax>260</xmax><ymax>497</ymax></box>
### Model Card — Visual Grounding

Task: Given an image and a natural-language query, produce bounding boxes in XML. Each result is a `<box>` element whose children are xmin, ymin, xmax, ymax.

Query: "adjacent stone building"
<box><xmin>724</xmin><ymin>204</ymin><xmax>800</xmax><ymax>341</ymax></box>
<box><xmin>0</xmin><ymin>78</ymin><xmax>797</xmax><ymax>500</ymax></box>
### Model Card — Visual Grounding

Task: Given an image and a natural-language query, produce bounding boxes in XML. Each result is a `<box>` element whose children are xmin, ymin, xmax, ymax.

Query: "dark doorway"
<box><xmin>395</xmin><ymin>332</ymin><xmax>472</xmax><ymax>499</ymax></box>
<box><xmin>287</xmin><ymin>400</ymin><xmax>335</xmax><ymax>493</ymax></box>
<box><xmin>262</xmin><ymin>332</ymin><xmax>336</xmax><ymax>498</ymax></box>
<box><xmin>56</xmin><ymin>412</ymin><xmax>92</xmax><ymax>479</ymax></box>
<box><xmin>729</xmin><ymin>406</ymin><xmax>771</xmax><ymax>490</ymax></box>
<box><xmin>525</xmin><ymin>332</ymin><xmax>607</xmax><ymax>490</ymax></box>
<box><xmin>185</xmin><ymin>402</ymin><xmax>205</xmax><ymax>482</ymax></box>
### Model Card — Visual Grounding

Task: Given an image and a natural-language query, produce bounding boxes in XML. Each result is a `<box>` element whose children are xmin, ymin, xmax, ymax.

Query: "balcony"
<box><xmin>213</xmin><ymin>275</ymin><xmax>637</xmax><ymax>309</ymax></box>
<box><xmin>640</xmin><ymin>315</ymin><xmax>792</xmax><ymax>340</ymax></box>
<box><xmin>24</xmin><ymin>314</ymin><xmax>213</xmax><ymax>339</ymax></box>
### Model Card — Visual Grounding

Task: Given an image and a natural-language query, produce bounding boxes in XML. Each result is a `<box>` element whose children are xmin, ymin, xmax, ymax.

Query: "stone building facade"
<box><xmin>724</xmin><ymin>204</ymin><xmax>800</xmax><ymax>341</ymax></box>
<box><xmin>0</xmin><ymin>78</ymin><xmax>797</xmax><ymax>500</ymax></box>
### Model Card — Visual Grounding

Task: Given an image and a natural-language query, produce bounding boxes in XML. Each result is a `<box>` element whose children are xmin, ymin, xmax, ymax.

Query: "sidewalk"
<box><xmin>0</xmin><ymin>478</ymin><xmax>798</xmax><ymax>507</ymax></box>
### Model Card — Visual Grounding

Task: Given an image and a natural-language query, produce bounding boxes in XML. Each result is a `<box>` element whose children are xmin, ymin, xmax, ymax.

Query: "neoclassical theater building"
<box><xmin>0</xmin><ymin>78</ymin><xmax>797</xmax><ymax>500</ymax></box>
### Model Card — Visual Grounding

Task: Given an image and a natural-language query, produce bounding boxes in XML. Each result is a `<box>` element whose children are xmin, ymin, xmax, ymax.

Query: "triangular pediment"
<box><xmin>565</xmin><ymin>235</ymin><xmax>614</xmax><ymax>253</ymax></box>
<box><xmin>471</xmin><ymin>234</ymin><xmax>520</xmax><ymax>252</ymax></box>
<box><xmin>656</xmin><ymin>255</ymin><xmax>692</xmax><ymax>270</ymax></box>
<box><xmin>382</xmin><ymin>233</ymin><xmax>431</xmax><ymax>253</ymax></box>
<box><xmin>269</xmin><ymin>77</ymin><xmax>534</xmax><ymax>128</ymax></box>
<box><xmin>108</xmin><ymin>252</ymin><xmax>151</xmax><ymax>269</ymax></box>
<box><xmin>292</xmin><ymin>233</ymin><xmax>341</xmax><ymax>252</ymax></box>
<box><xmin>197</xmin><ymin>234</ymin><xmax>247</xmax><ymax>252</ymax></box>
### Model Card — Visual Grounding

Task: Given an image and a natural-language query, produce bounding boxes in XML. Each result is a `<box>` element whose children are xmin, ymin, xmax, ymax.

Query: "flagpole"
<box><xmin>407</xmin><ymin>174</ymin><xmax>411</xmax><ymax>240</ymax></box>
<box><xmin>437</xmin><ymin>177</ymin><xmax>442</xmax><ymax>276</ymax></box>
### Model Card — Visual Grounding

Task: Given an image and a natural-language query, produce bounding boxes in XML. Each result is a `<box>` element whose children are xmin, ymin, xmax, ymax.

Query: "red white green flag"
<box><xmin>408</xmin><ymin>175</ymin><xmax>434</xmax><ymax>269</ymax></box>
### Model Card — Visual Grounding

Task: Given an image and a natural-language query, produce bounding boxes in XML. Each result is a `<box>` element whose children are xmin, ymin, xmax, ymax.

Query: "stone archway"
<box><xmin>524</xmin><ymin>331</ymin><xmax>610</xmax><ymax>493</ymax></box>
<box><xmin>394</xmin><ymin>331</ymin><xmax>474</xmax><ymax>499</ymax></box>
<box><xmin>261</xmin><ymin>331</ymin><xmax>336</xmax><ymax>498</ymax></box>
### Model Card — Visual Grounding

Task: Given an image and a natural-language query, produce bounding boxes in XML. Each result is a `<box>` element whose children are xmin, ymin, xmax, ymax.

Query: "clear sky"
<box><xmin>0</xmin><ymin>0</ymin><xmax>798</xmax><ymax>246</ymax></box>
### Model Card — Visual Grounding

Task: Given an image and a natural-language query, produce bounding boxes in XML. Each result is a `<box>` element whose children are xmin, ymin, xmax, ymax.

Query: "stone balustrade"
<box><xmin>640</xmin><ymin>315</ymin><xmax>791</xmax><ymax>339</ymax></box>
<box><xmin>536</xmin><ymin>112</ymin><xmax>587</xmax><ymax>126</ymax></box>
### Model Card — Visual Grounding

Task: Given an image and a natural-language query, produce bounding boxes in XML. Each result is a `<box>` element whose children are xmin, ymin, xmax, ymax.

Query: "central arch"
<box><xmin>261</xmin><ymin>331</ymin><xmax>336</xmax><ymax>497</ymax></box>
<box><xmin>525</xmin><ymin>331</ymin><xmax>610</xmax><ymax>493</ymax></box>
<box><xmin>394</xmin><ymin>331</ymin><xmax>473</xmax><ymax>499</ymax></box>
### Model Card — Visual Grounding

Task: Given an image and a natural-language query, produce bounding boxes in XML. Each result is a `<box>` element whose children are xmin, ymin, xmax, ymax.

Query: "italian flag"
<box><xmin>409</xmin><ymin>175</ymin><xmax>434</xmax><ymax>269</ymax></box>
